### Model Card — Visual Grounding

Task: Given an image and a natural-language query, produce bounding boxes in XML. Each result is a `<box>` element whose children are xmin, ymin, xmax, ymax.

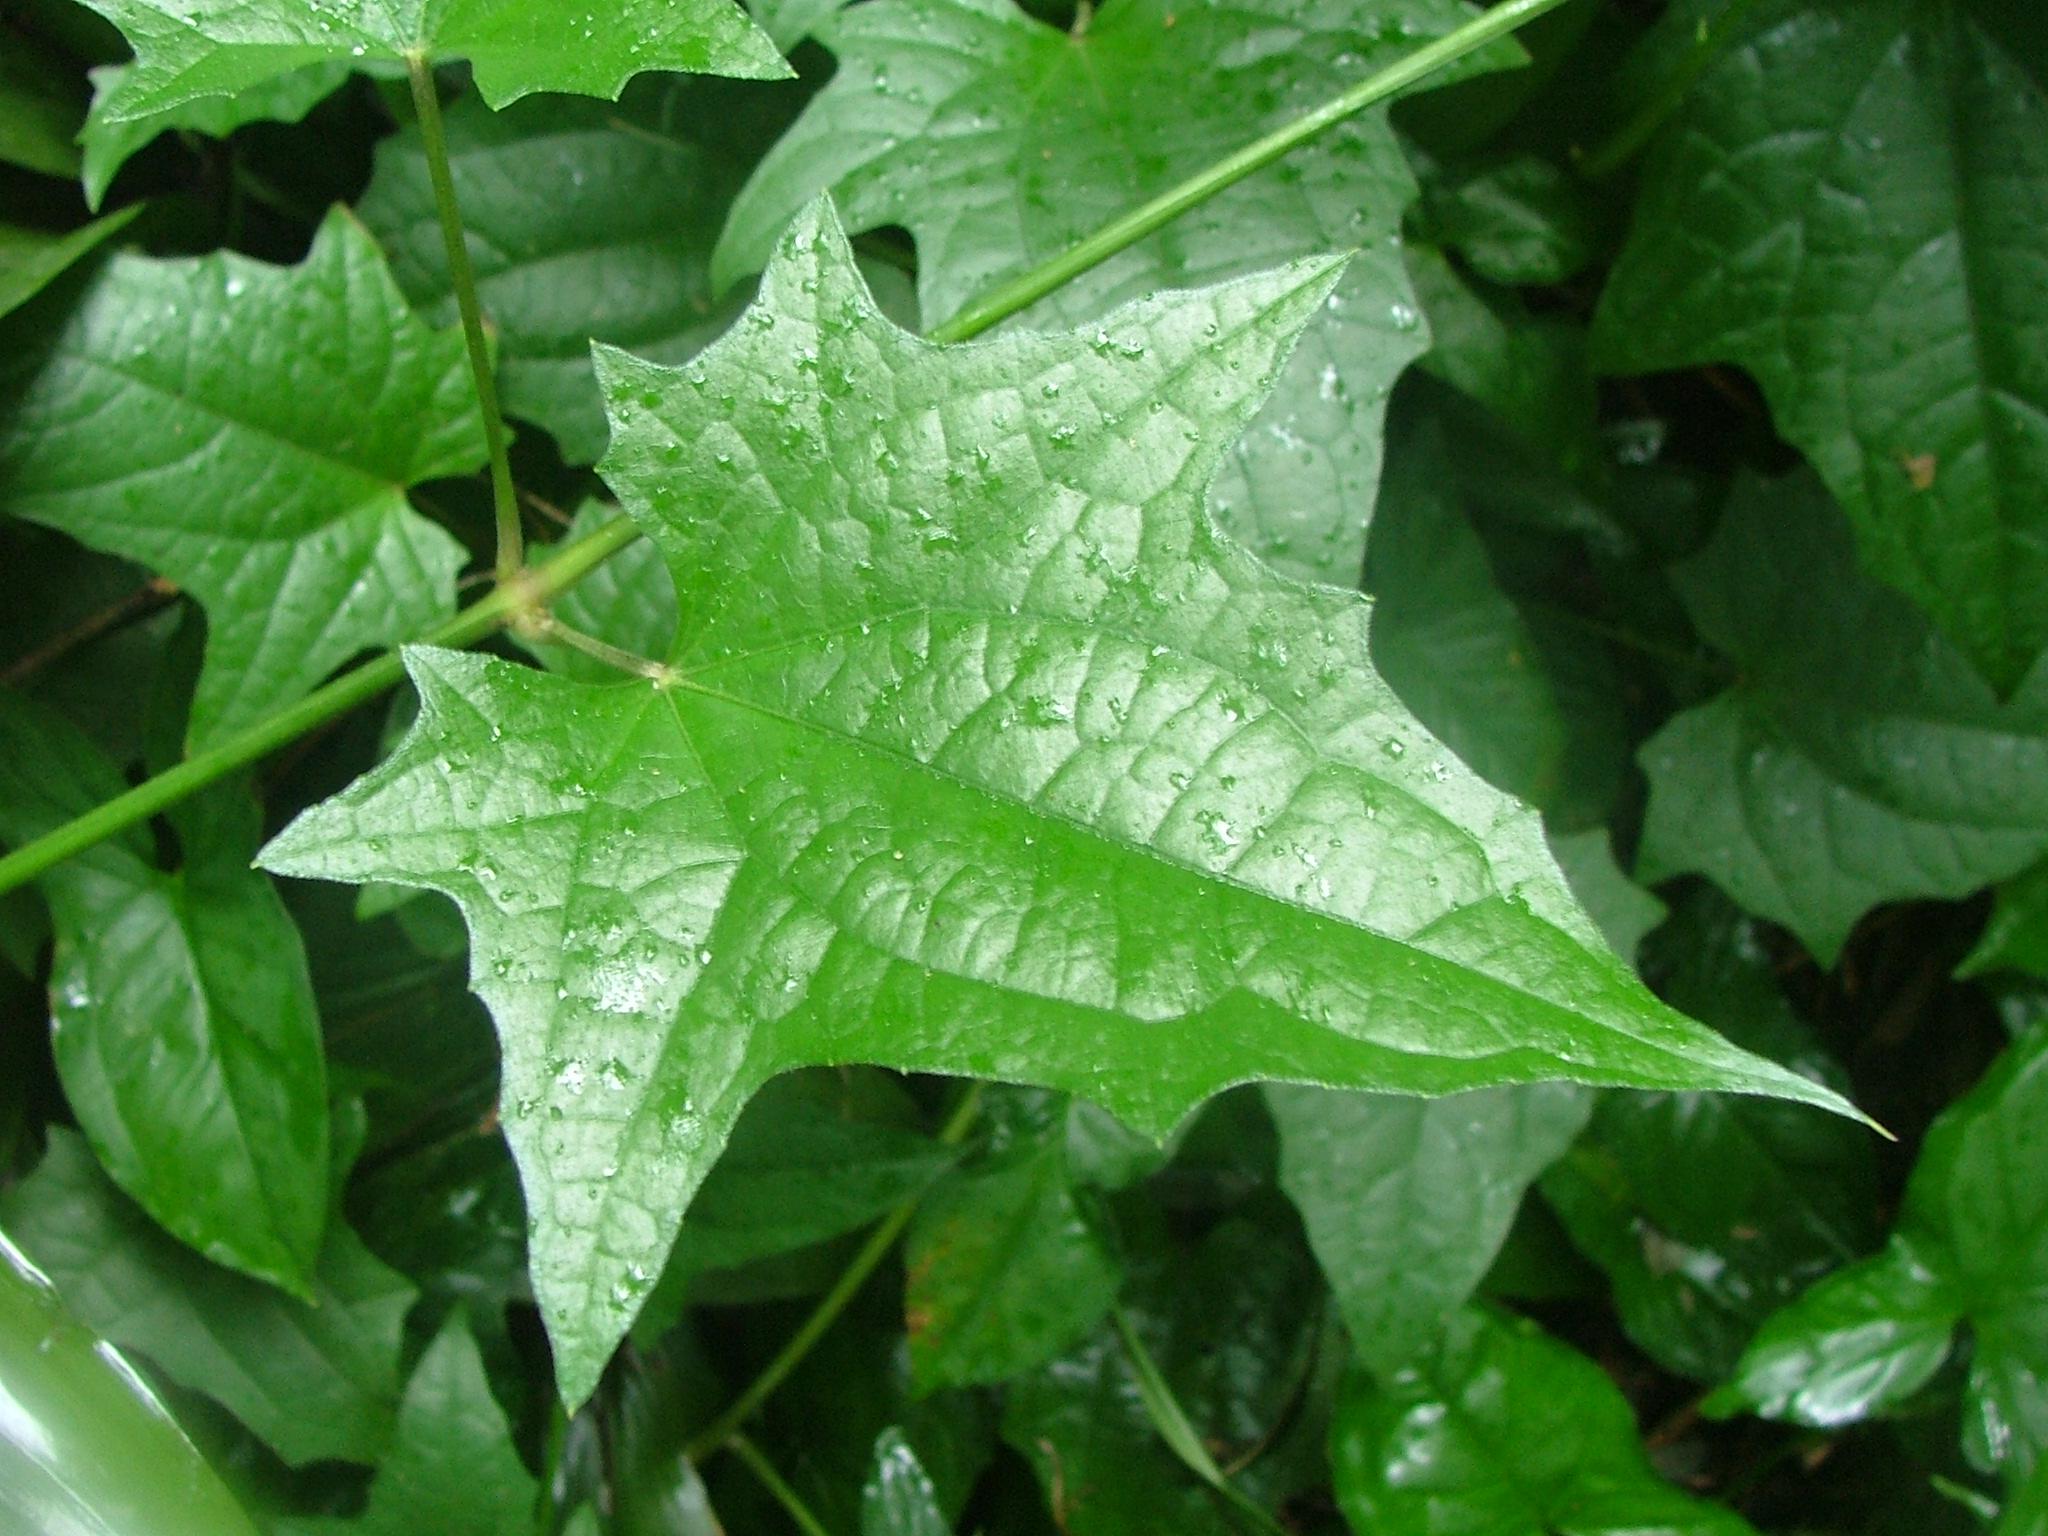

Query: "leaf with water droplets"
<box><xmin>717</xmin><ymin>0</ymin><xmax>1519</xmax><ymax>583</ymax></box>
<box><xmin>261</xmin><ymin>200</ymin><xmax>1865</xmax><ymax>1408</ymax></box>
<box><xmin>77</xmin><ymin>0</ymin><xmax>788</xmax><ymax>126</ymax></box>
<box><xmin>0</xmin><ymin>209</ymin><xmax>482</xmax><ymax>749</ymax></box>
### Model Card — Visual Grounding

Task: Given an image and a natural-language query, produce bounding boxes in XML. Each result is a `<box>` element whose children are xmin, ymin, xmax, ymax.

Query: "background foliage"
<box><xmin>0</xmin><ymin>0</ymin><xmax>2043</xmax><ymax>1532</ymax></box>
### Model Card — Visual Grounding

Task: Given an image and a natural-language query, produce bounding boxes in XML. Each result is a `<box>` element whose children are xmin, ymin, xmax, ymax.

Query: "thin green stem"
<box><xmin>0</xmin><ymin>0</ymin><xmax>1573</xmax><ymax>893</ymax></box>
<box><xmin>927</xmin><ymin>0</ymin><xmax>1578</xmax><ymax>344</ymax></box>
<box><xmin>525</xmin><ymin>614</ymin><xmax>674</xmax><ymax>683</ymax></box>
<box><xmin>0</xmin><ymin>517</ymin><xmax>639</xmax><ymax>899</ymax></box>
<box><xmin>1111</xmin><ymin>1306</ymin><xmax>1290</xmax><ymax>1536</ymax></box>
<box><xmin>682</xmin><ymin>1083</ymin><xmax>984</xmax><ymax>1463</ymax></box>
<box><xmin>406</xmin><ymin>52</ymin><xmax>523</xmax><ymax>582</ymax></box>
<box><xmin>724</xmin><ymin>1435</ymin><xmax>835</xmax><ymax>1536</ymax></box>
<box><xmin>1576</xmin><ymin>0</ymin><xmax>1766</xmax><ymax>179</ymax></box>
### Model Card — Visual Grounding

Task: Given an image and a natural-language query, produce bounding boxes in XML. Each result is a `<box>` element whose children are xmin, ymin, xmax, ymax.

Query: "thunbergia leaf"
<box><xmin>357</xmin><ymin>80</ymin><xmax>770</xmax><ymax>465</ymax></box>
<box><xmin>1595</xmin><ymin>0</ymin><xmax>2048</xmax><ymax>690</ymax></box>
<box><xmin>1638</xmin><ymin>472</ymin><xmax>2048</xmax><ymax>961</ymax></box>
<box><xmin>716</xmin><ymin>0</ymin><xmax>1516</xmax><ymax>582</ymax></box>
<box><xmin>1269</xmin><ymin>1081</ymin><xmax>1588</xmax><ymax>1377</ymax></box>
<box><xmin>0</xmin><ymin>209</ymin><xmax>483</xmax><ymax>749</ymax></box>
<box><xmin>78</xmin><ymin>0</ymin><xmax>788</xmax><ymax>124</ymax></box>
<box><xmin>281</xmin><ymin>1312</ymin><xmax>537</xmax><ymax>1536</ymax></box>
<box><xmin>260</xmin><ymin>200</ymin><xmax>1860</xmax><ymax>1407</ymax></box>
<box><xmin>1961</xmin><ymin>860</ymin><xmax>2048</xmax><ymax>980</ymax></box>
<box><xmin>0</xmin><ymin>1130</ymin><xmax>415</xmax><ymax>1468</ymax></box>
<box><xmin>0</xmin><ymin>691</ymin><xmax>328</xmax><ymax>1292</ymax></box>
<box><xmin>1714</xmin><ymin>1020</ymin><xmax>2048</xmax><ymax>1483</ymax></box>
<box><xmin>1331</xmin><ymin>1308</ymin><xmax>1761</xmax><ymax>1536</ymax></box>
<box><xmin>862</xmin><ymin>1428</ymin><xmax>950</xmax><ymax>1536</ymax></box>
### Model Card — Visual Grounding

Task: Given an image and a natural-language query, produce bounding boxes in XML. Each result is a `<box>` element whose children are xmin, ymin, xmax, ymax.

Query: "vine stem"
<box><xmin>406</xmin><ymin>52</ymin><xmax>523</xmax><ymax>582</ymax></box>
<box><xmin>681</xmin><ymin>1082</ymin><xmax>983</xmax><ymax>1463</ymax></box>
<box><xmin>724</xmin><ymin>1435</ymin><xmax>834</xmax><ymax>1536</ymax></box>
<box><xmin>0</xmin><ymin>517</ymin><xmax>637</xmax><ymax>898</ymax></box>
<box><xmin>927</xmin><ymin>0</ymin><xmax>1580</xmax><ymax>344</ymax></box>
<box><xmin>0</xmin><ymin>0</ymin><xmax>1573</xmax><ymax>897</ymax></box>
<box><xmin>1575</xmin><ymin>0</ymin><xmax>1766</xmax><ymax>179</ymax></box>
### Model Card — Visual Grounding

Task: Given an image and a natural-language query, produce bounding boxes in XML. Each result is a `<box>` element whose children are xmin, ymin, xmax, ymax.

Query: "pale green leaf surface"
<box><xmin>261</xmin><ymin>202</ymin><xmax>1858</xmax><ymax>1406</ymax></box>
<box><xmin>0</xmin><ymin>690</ymin><xmax>328</xmax><ymax>1293</ymax></box>
<box><xmin>357</xmin><ymin>82</ymin><xmax>761</xmax><ymax>465</ymax></box>
<box><xmin>715</xmin><ymin>0</ymin><xmax>1516</xmax><ymax>581</ymax></box>
<box><xmin>80</xmin><ymin>60</ymin><xmax>350</xmax><ymax>210</ymax></box>
<box><xmin>1269</xmin><ymin>1080</ymin><xmax>1588</xmax><ymax>1377</ymax></box>
<box><xmin>1717</xmin><ymin>1021</ymin><xmax>2048</xmax><ymax>1478</ymax></box>
<box><xmin>0</xmin><ymin>207</ymin><xmax>140</xmax><ymax>321</ymax></box>
<box><xmin>1594</xmin><ymin>0</ymin><xmax>2048</xmax><ymax>689</ymax></box>
<box><xmin>905</xmin><ymin>1124</ymin><xmax>1121</xmax><ymax>1392</ymax></box>
<box><xmin>1332</xmin><ymin>1309</ymin><xmax>1761</xmax><ymax>1536</ymax></box>
<box><xmin>0</xmin><ymin>1130</ymin><xmax>415</xmax><ymax>1468</ymax></box>
<box><xmin>77</xmin><ymin>0</ymin><xmax>788</xmax><ymax>122</ymax></box>
<box><xmin>862</xmin><ymin>1428</ymin><xmax>950</xmax><ymax>1536</ymax></box>
<box><xmin>1639</xmin><ymin>472</ymin><xmax>2048</xmax><ymax>960</ymax></box>
<box><xmin>0</xmin><ymin>208</ymin><xmax>481</xmax><ymax>748</ymax></box>
<box><xmin>1549</xmin><ymin>829</ymin><xmax>1666</xmax><ymax>962</ymax></box>
<box><xmin>281</xmin><ymin>1313</ymin><xmax>537</xmax><ymax>1536</ymax></box>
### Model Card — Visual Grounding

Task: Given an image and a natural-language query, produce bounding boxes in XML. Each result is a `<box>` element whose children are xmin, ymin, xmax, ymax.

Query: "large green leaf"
<box><xmin>715</xmin><ymin>0</ymin><xmax>1517</xmax><ymax>582</ymax></box>
<box><xmin>1638</xmin><ymin>472</ymin><xmax>2048</xmax><ymax>961</ymax></box>
<box><xmin>282</xmin><ymin>1313</ymin><xmax>537</xmax><ymax>1536</ymax></box>
<box><xmin>260</xmin><ymin>201</ymin><xmax>1858</xmax><ymax>1406</ymax></box>
<box><xmin>1269</xmin><ymin>1081</ymin><xmax>1587</xmax><ymax>1377</ymax></box>
<box><xmin>357</xmin><ymin>81</ymin><xmax>765</xmax><ymax>465</ymax></box>
<box><xmin>77</xmin><ymin>0</ymin><xmax>787</xmax><ymax>123</ymax></box>
<box><xmin>1594</xmin><ymin>0</ymin><xmax>2048</xmax><ymax>690</ymax></box>
<box><xmin>0</xmin><ymin>1130</ymin><xmax>415</xmax><ymax>1468</ymax></box>
<box><xmin>1331</xmin><ymin>1308</ymin><xmax>1760</xmax><ymax>1536</ymax></box>
<box><xmin>0</xmin><ymin>209</ymin><xmax>482</xmax><ymax>749</ymax></box>
<box><xmin>0</xmin><ymin>691</ymin><xmax>328</xmax><ymax>1292</ymax></box>
<box><xmin>1714</xmin><ymin>1020</ymin><xmax>2048</xmax><ymax>1483</ymax></box>
<box><xmin>1962</xmin><ymin>860</ymin><xmax>2048</xmax><ymax>980</ymax></box>
<box><xmin>1542</xmin><ymin>894</ymin><xmax>1880</xmax><ymax>1382</ymax></box>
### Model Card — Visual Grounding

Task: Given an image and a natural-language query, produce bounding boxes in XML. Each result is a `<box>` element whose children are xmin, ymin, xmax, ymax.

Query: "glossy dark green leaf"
<box><xmin>281</xmin><ymin>1312</ymin><xmax>537</xmax><ymax>1536</ymax></box>
<box><xmin>77</xmin><ymin>0</ymin><xmax>788</xmax><ymax>123</ymax></box>
<box><xmin>1419</xmin><ymin>153</ymin><xmax>1596</xmax><ymax>287</ymax></box>
<box><xmin>1269</xmin><ymin>1081</ymin><xmax>1587</xmax><ymax>1377</ymax></box>
<box><xmin>357</xmin><ymin>80</ymin><xmax>767</xmax><ymax>464</ymax></box>
<box><xmin>1717</xmin><ymin>1020</ymin><xmax>2048</xmax><ymax>1479</ymax></box>
<box><xmin>0</xmin><ymin>52</ymin><xmax>83</xmax><ymax>178</ymax></box>
<box><xmin>1962</xmin><ymin>860</ymin><xmax>2048</xmax><ymax>980</ymax></box>
<box><xmin>0</xmin><ymin>1130</ymin><xmax>415</xmax><ymax>1467</ymax></box>
<box><xmin>1543</xmin><ymin>893</ymin><xmax>1881</xmax><ymax>1381</ymax></box>
<box><xmin>1331</xmin><ymin>1308</ymin><xmax>1760</xmax><ymax>1536</ymax></box>
<box><xmin>0</xmin><ymin>1229</ymin><xmax>261</xmax><ymax>1536</ymax></box>
<box><xmin>1595</xmin><ymin>0</ymin><xmax>2048</xmax><ymax>689</ymax></box>
<box><xmin>862</xmin><ymin>1428</ymin><xmax>949</xmax><ymax>1536</ymax></box>
<box><xmin>716</xmin><ymin>0</ymin><xmax>1522</xmax><ymax>581</ymax></box>
<box><xmin>349</xmin><ymin>1127</ymin><xmax>530</xmax><ymax>1310</ymax></box>
<box><xmin>1639</xmin><ymin>472</ymin><xmax>2048</xmax><ymax>960</ymax></box>
<box><xmin>906</xmin><ymin>1111</ymin><xmax>1121</xmax><ymax>1392</ymax></box>
<box><xmin>79</xmin><ymin>62</ymin><xmax>349</xmax><ymax>210</ymax></box>
<box><xmin>1003</xmin><ymin>1328</ymin><xmax>1235</xmax><ymax>1536</ymax></box>
<box><xmin>261</xmin><ymin>201</ymin><xmax>1857</xmax><ymax>1406</ymax></box>
<box><xmin>0</xmin><ymin>207</ymin><xmax>140</xmax><ymax>320</ymax></box>
<box><xmin>0</xmin><ymin>209</ymin><xmax>483</xmax><ymax>748</ymax></box>
<box><xmin>0</xmin><ymin>691</ymin><xmax>329</xmax><ymax>1292</ymax></box>
<box><xmin>1549</xmin><ymin>829</ymin><xmax>1666</xmax><ymax>962</ymax></box>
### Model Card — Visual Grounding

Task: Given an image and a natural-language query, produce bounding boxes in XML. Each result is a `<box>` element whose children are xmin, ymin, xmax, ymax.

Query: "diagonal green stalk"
<box><xmin>0</xmin><ymin>0</ymin><xmax>1570</xmax><ymax>899</ymax></box>
<box><xmin>1576</xmin><ymin>0</ymin><xmax>1767</xmax><ymax>179</ymax></box>
<box><xmin>928</xmin><ymin>0</ymin><xmax>1578</xmax><ymax>343</ymax></box>
<box><xmin>724</xmin><ymin>1435</ymin><xmax>835</xmax><ymax>1536</ymax></box>
<box><xmin>406</xmin><ymin>52</ymin><xmax>523</xmax><ymax>583</ymax></box>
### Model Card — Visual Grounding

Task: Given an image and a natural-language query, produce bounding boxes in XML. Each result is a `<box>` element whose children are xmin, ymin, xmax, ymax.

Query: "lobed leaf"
<box><xmin>0</xmin><ymin>209</ymin><xmax>483</xmax><ymax>749</ymax></box>
<box><xmin>261</xmin><ymin>200</ymin><xmax>1861</xmax><ymax>1406</ymax></box>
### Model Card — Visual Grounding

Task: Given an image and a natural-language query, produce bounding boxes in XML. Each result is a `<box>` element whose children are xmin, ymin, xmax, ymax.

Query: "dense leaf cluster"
<box><xmin>0</xmin><ymin>0</ymin><xmax>2042</xmax><ymax>1531</ymax></box>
